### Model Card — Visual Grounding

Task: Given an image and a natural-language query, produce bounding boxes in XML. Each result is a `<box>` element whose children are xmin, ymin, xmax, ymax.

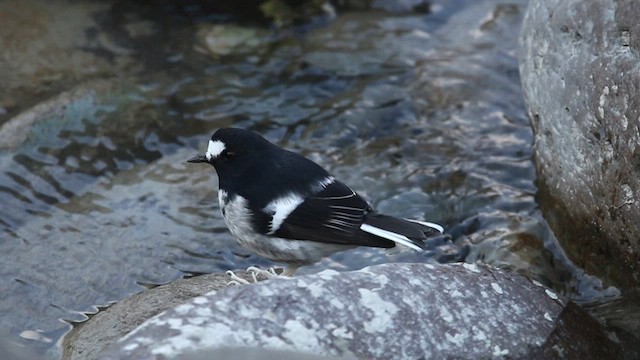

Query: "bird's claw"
<box><xmin>246</xmin><ymin>266</ymin><xmax>280</xmax><ymax>281</ymax></box>
<box><xmin>226</xmin><ymin>266</ymin><xmax>285</xmax><ymax>286</ymax></box>
<box><xmin>226</xmin><ymin>270</ymin><xmax>251</xmax><ymax>285</ymax></box>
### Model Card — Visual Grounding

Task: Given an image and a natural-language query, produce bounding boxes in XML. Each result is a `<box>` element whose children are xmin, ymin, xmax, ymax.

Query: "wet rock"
<box><xmin>532</xmin><ymin>301</ymin><xmax>633</xmax><ymax>359</ymax></box>
<box><xmin>259</xmin><ymin>0</ymin><xmax>332</xmax><ymax>26</ymax></box>
<box><xmin>519</xmin><ymin>0</ymin><xmax>640</xmax><ymax>290</ymax></box>
<box><xmin>0</xmin><ymin>338</ymin><xmax>38</xmax><ymax>360</ymax></box>
<box><xmin>194</xmin><ymin>25</ymin><xmax>270</xmax><ymax>59</ymax></box>
<box><xmin>61</xmin><ymin>271</ymin><xmax>257</xmax><ymax>360</ymax></box>
<box><xmin>94</xmin><ymin>263</ymin><xmax>619</xmax><ymax>359</ymax></box>
<box><xmin>0</xmin><ymin>80</ymin><xmax>115</xmax><ymax>150</ymax></box>
<box><xmin>0</xmin><ymin>0</ymin><xmax>134</xmax><ymax>120</ymax></box>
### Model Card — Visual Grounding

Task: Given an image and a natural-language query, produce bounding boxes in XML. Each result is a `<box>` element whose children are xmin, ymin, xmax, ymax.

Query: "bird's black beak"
<box><xmin>187</xmin><ymin>154</ymin><xmax>208</xmax><ymax>164</ymax></box>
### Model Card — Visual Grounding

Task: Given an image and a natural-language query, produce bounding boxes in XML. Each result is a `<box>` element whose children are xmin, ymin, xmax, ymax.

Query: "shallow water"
<box><xmin>0</xmin><ymin>0</ymin><xmax>632</xmax><ymax>358</ymax></box>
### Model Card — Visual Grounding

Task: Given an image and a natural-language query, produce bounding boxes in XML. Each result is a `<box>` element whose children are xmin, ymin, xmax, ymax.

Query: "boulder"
<box><xmin>93</xmin><ymin>263</ymin><xmax>620</xmax><ymax>359</ymax></box>
<box><xmin>519</xmin><ymin>0</ymin><xmax>640</xmax><ymax>289</ymax></box>
<box><xmin>62</xmin><ymin>271</ymin><xmax>256</xmax><ymax>360</ymax></box>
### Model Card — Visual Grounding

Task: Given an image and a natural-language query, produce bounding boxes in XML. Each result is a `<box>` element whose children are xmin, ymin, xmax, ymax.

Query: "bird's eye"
<box><xmin>222</xmin><ymin>151</ymin><xmax>236</xmax><ymax>160</ymax></box>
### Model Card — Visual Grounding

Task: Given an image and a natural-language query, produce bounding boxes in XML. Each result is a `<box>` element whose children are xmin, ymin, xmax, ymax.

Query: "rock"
<box><xmin>61</xmin><ymin>271</ymin><xmax>257</xmax><ymax>360</ymax></box>
<box><xmin>532</xmin><ymin>301</ymin><xmax>633</xmax><ymax>359</ymax></box>
<box><xmin>519</xmin><ymin>0</ymin><xmax>640</xmax><ymax>290</ymax></box>
<box><xmin>194</xmin><ymin>24</ymin><xmax>270</xmax><ymax>59</ymax></box>
<box><xmin>0</xmin><ymin>0</ymin><xmax>134</xmax><ymax>120</ymax></box>
<box><xmin>93</xmin><ymin>263</ymin><xmax>620</xmax><ymax>359</ymax></box>
<box><xmin>0</xmin><ymin>338</ymin><xmax>38</xmax><ymax>360</ymax></box>
<box><xmin>160</xmin><ymin>347</ymin><xmax>345</xmax><ymax>360</ymax></box>
<box><xmin>0</xmin><ymin>80</ymin><xmax>115</xmax><ymax>150</ymax></box>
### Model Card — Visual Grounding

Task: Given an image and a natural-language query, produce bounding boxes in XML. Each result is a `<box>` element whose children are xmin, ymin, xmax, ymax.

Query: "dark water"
<box><xmin>0</xmin><ymin>0</ymin><xmax>631</xmax><ymax>358</ymax></box>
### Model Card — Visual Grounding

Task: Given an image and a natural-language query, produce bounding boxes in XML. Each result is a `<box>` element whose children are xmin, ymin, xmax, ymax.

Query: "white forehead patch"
<box><xmin>205</xmin><ymin>140</ymin><xmax>226</xmax><ymax>161</ymax></box>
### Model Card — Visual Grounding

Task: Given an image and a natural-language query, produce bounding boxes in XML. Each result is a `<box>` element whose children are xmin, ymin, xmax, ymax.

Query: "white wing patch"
<box><xmin>404</xmin><ymin>219</ymin><xmax>444</xmax><ymax>233</ymax></box>
<box><xmin>360</xmin><ymin>223</ymin><xmax>423</xmax><ymax>252</ymax></box>
<box><xmin>206</xmin><ymin>140</ymin><xmax>226</xmax><ymax>161</ymax></box>
<box><xmin>265</xmin><ymin>193</ymin><xmax>305</xmax><ymax>234</ymax></box>
<box><xmin>312</xmin><ymin>176</ymin><xmax>335</xmax><ymax>192</ymax></box>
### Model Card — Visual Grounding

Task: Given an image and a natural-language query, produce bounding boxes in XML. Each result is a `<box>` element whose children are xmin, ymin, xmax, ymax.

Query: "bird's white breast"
<box><xmin>218</xmin><ymin>190</ymin><xmax>254</xmax><ymax>241</ymax></box>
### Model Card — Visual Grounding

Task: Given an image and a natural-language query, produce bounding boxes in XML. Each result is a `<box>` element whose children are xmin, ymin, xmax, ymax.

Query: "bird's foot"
<box><xmin>247</xmin><ymin>266</ymin><xmax>280</xmax><ymax>281</ymax></box>
<box><xmin>226</xmin><ymin>266</ymin><xmax>291</xmax><ymax>286</ymax></box>
<box><xmin>226</xmin><ymin>270</ymin><xmax>253</xmax><ymax>285</ymax></box>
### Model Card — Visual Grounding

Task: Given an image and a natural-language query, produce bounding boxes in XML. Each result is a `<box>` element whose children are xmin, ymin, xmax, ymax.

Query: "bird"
<box><xmin>187</xmin><ymin>128</ymin><xmax>443</xmax><ymax>278</ymax></box>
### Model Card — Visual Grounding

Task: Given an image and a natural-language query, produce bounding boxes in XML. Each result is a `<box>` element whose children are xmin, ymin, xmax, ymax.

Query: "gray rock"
<box><xmin>0</xmin><ymin>80</ymin><xmax>115</xmax><ymax>149</ymax></box>
<box><xmin>96</xmin><ymin>263</ymin><xmax>620</xmax><ymax>359</ymax></box>
<box><xmin>0</xmin><ymin>338</ymin><xmax>38</xmax><ymax>360</ymax></box>
<box><xmin>519</xmin><ymin>0</ymin><xmax>640</xmax><ymax>289</ymax></box>
<box><xmin>62</xmin><ymin>271</ymin><xmax>257</xmax><ymax>360</ymax></box>
<box><xmin>168</xmin><ymin>347</ymin><xmax>348</xmax><ymax>360</ymax></box>
<box><xmin>0</xmin><ymin>0</ymin><xmax>134</xmax><ymax>120</ymax></box>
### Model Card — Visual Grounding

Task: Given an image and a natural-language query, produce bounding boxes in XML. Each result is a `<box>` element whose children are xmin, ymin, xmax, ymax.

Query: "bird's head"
<box><xmin>187</xmin><ymin>128</ymin><xmax>273</xmax><ymax>174</ymax></box>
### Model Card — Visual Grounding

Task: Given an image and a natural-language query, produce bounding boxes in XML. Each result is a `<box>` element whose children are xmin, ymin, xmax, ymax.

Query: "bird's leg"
<box><xmin>226</xmin><ymin>266</ymin><xmax>299</xmax><ymax>285</ymax></box>
<box><xmin>249</xmin><ymin>265</ymin><xmax>299</xmax><ymax>278</ymax></box>
<box><xmin>226</xmin><ymin>268</ymin><xmax>276</xmax><ymax>286</ymax></box>
<box><xmin>226</xmin><ymin>270</ymin><xmax>252</xmax><ymax>285</ymax></box>
<box><xmin>281</xmin><ymin>266</ymin><xmax>299</xmax><ymax>277</ymax></box>
<box><xmin>246</xmin><ymin>266</ymin><xmax>281</xmax><ymax>281</ymax></box>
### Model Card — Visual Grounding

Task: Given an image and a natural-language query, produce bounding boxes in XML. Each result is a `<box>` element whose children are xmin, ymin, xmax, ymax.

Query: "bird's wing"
<box><xmin>267</xmin><ymin>181</ymin><xmax>396</xmax><ymax>248</ymax></box>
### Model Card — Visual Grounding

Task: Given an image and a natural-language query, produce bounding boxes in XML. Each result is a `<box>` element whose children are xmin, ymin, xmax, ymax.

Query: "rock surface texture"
<box><xmin>62</xmin><ymin>271</ymin><xmax>257</xmax><ymax>360</ymax></box>
<box><xmin>96</xmin><ymin>263</ymin><xmax>620</xmax><ymax>359</ymax></box>
<box><xmin>519</xmin><ymin>0</ymin><xmax>640</xmax><ymax>289</ymax></box>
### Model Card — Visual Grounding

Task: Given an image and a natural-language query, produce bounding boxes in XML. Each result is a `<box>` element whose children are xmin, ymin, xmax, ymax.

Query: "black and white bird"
<box><xmin>188</xmin><ymin>128</ymin><xmax>443</xmax><ymax>276</ymax></box>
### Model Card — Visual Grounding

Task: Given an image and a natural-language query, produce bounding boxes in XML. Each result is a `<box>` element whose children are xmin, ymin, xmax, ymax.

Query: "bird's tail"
<box><xmin>360</xmin><ymin>213</ymin><xmax>444</xmax><ymax>251</ymax></box>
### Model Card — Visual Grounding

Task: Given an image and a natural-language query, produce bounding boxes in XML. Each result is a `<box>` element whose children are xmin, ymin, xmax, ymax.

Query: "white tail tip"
<box><xmin>404</xmin><ymin>219</ymin><xmax>444</xmax><ymax>233</ymax></box>
<box><xmin>360</xmin><ymin>224</ymin><xmax>423</xmax><ymax>252</ymax></box>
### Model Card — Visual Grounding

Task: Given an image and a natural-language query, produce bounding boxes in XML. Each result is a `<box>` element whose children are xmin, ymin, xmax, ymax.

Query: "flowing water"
<box><xmin>0</xmin><ymin>0</ymin><xmax>633</xmax><ymax>358</ymax></box>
